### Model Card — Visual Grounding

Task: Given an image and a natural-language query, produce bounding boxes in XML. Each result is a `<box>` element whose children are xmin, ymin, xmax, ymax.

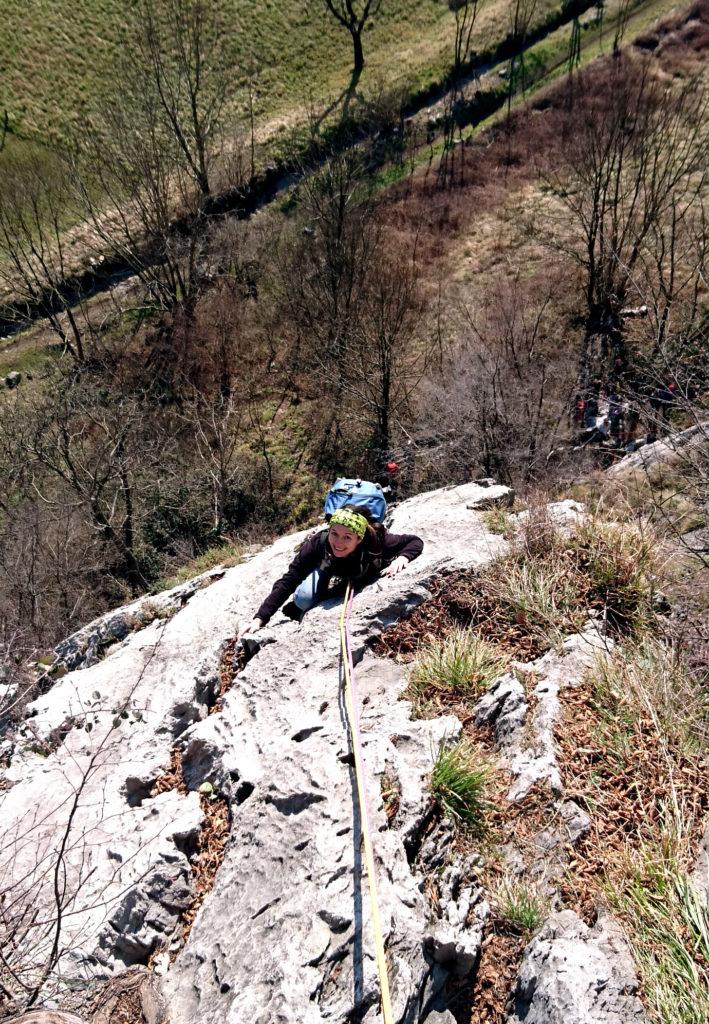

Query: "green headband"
<box><xmin>329</xmin><ymin>508</ymin><xmax>368</xmax><ymax>539</ymax></box>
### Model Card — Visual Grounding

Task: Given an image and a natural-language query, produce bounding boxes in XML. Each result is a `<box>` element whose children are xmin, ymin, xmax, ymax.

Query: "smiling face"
<box><xmin>328</xmin><ymin>523</ymin><xmax>361</xmax><ymax>558</ymax></box>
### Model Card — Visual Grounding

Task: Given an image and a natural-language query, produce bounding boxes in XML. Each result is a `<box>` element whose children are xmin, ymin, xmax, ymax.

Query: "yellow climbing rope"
<box><xmin>339</xmin><ymin>583</ymin><xmax>394</xmax><ymax>1024</ymax></box>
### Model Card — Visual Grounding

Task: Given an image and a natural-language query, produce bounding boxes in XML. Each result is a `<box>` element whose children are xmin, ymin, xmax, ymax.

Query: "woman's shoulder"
<box><xmin>295</xmin><ymin>526</ymin><xmax>329</xmax><ymax>557</ymax></box>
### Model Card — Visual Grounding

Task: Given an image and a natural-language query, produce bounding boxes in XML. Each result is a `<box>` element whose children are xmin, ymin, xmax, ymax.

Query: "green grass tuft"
<box><xmin>606</xmin><ymin>834</ymin><xmax>709</xmax><ymax>1024</ymax></box>
<box><xmin>495</xmin><ymin>878</ymin><xmax>547</xmax><ymax>934</ymax></box>
<box><xmin>408</xmin><ymin>627</ymin><xmax>507</xmax><ymax>714</ymax></box>
<box><xmin>430</xmin><ymin>738</ymin><xmax>490</xmax><ymax>832</ymax></box>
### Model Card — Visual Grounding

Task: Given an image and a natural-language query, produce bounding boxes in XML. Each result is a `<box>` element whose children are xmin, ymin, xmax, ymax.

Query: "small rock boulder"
<box><xmin>5</xmin><ymin>371</ymin><xmax>21</xmax><ymax>389</ymax></box>
<box><xmin>509</xmin><ymin>909</ymin><xmax>646</xmax><ymax>1023</ymax></box>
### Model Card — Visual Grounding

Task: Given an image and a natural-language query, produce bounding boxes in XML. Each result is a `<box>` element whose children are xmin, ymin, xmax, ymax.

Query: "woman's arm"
<box><xmin>254</xmin><ymin>533</ymin><xmax>323</xmax><ymax>624</ymax></box>
<box><xmin>381</xmin><ymin>531</ymin><xmax>424</xmax><ymax>563</ymax></box>
<box><xmin>379</xmin><ymin>531</ymin><xmax>423</xmax><ymax>577</ymax></box>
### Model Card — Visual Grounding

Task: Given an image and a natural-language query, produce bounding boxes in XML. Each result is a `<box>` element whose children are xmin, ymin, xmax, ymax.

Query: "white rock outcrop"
<box><xmin>607</xmin><ymin>421</ymin><xmax>708</xmax><ymax>478</ymax></box>
<box><xmin>0</xmin><ymin>482</ymin><xmax>652</xmax><ymax>1024</ymax></box>
<box><xmin>0</xmin><ymin>483</ymin><xmax>509</xmax><ymax>1021</ymax></box>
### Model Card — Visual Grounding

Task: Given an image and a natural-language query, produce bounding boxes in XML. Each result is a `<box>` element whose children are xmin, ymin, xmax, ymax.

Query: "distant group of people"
<box><xmin>571</xmin><ymin>378</ymin><xmax>678</xmax><ymax>449</ymax></box>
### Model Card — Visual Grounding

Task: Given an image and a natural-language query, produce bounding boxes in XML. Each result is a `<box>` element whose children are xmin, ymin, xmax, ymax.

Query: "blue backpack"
<box><xmin>324</xmin><ymin>478</ymin><xmax>387</xmax><ymax>524</ymax></box>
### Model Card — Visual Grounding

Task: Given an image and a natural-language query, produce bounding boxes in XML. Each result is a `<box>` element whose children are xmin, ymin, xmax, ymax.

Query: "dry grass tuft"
<box><xmin>377</xmin><ymin>516</ymin><xmax>660</xmax><ymax>669</ymax></box>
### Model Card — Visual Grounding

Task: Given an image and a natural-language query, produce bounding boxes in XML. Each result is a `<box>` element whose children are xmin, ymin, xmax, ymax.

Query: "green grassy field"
<box><xmin>2</xmin><ymin>0</ymin><xmax>567</xmax><ymax>148</ymax></box>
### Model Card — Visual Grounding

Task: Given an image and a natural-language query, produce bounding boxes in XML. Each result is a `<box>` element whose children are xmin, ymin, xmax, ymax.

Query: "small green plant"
<box><xmin>430</xmin><ymin>739</ymin><xmax>490</xmax><ymax>832</ymax></box>
<box><xmin>408</xmin><ymin>628</ymin><xmax>507</xmax><ymax>713</ymax></box>
<box><xmin>495</xmin><ymin>877</ymin><xmax>546</xmax><ymax>933</ymax></box>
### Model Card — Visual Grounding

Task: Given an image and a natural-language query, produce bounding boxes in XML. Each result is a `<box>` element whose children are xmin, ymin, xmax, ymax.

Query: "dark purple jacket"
<box><xmin>256</xmin><ymin>527</ymin><xmax>424</xmax><ymax>624</ymax></box>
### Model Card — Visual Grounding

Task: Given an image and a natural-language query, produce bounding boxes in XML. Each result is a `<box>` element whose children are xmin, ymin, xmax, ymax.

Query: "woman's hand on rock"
<box><xmin>381</xmin><ymin>556</ymin><xmax>409</xmax><ymax>578</ymax></box>
<box><xmin>238</xmin><ymin>617</ymin><xmax>263</xmax><ymax>637</ymax></box>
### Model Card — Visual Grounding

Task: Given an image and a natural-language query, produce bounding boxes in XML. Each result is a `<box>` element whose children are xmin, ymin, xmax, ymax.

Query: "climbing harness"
<box><xmin>339</xmin><ymin>584</ymin><xmax>394</xmax><ymax>1024</ymax></box>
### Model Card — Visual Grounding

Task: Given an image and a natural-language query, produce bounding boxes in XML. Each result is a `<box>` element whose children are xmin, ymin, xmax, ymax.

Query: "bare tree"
<box><xmin>80</xmin><ymin>93</ymin><xmax>205</xmax><ymax>316</ymax></box>
<box><xmin>438</xmin><ymin>0</ymin><xmax>479</xmax><ymax>188</ymax></box>
<box><xmin>506</xmin><ymin>0</ymin><xmax>539</xmax><ymax>148</ymax></box>
<box><xmin>415</xmin><ymin>276</ymin><xmax>575</xmax><ymax>487</ymax></box>
<box><xmin>345</xmin><ymin>247</ymin><xmax>427</xmax><ymax>458</ymax></box>
<box><xmin>320</xmin><ymin>1</ymin><xmax>384</xmax><ymax>115</ymax></box>
<box><xmin>543</xmin><ymin>58</ymin><xmax>708</xmax><ymax>371</ymax></box>
<box><xmin>282</xmin><ymin>154</ymin><xmax>378</xmax><ymax>424</ymax></box>
<box><xmin>0</xmin><ymin>150</ymin><xmax>88</xmax><ymax>363</ymax></box>
<box><xmin>127</xmin><ymin>0</ymin><xmax>230</xmax><ymax>199</ymax></box>
<box><xmin>19</xmin><ymin>385</ymin><xmax>165</xmax><ymax>594</ymax></box>
<box><xmin>77</xmin><ymin>0</ymin><xmax>238</xmax><ymax>314</ymax></box>
<box><xmin>635</xmin><ymin>196</ymin><xmax>707</xmax><ymax>361</ymax></box>
<box><xmin>184</xmin><ymin>392</ymin><xmax>246</xmax><ymax>535</ymax></box>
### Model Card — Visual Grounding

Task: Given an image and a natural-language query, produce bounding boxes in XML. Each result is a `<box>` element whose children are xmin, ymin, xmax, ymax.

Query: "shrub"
<box><xmin>408</xmin><ymin>628</ymin><xmax>507</xmax><ymax>713</ymax></box>
<box><xmin>430</xmin><ymin>739</ymin><xmax>490</xmax><ymax>832</ymax></box>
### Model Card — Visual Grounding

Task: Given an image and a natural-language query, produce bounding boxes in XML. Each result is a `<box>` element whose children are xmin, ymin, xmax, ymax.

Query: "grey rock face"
<box><xmin>466</xmin><ymin>485</ymin><xmax>515</xmax><ymax>510</ymax></box>
<box><xmin>607</xmin><ymin>421</ymin><xmax>708</xmax><ymax>479</ymax></box>
<box><xmin>510</xmin><ymin>499</ymin><xmax>585</xmax><ymax>533</ymax></box>
<box><xmin>52</xmin><ymin>566</ymin><xmax>227</xmax><ymax>672</ymax></box>
<box><xmin>2</xmin><ymin>478</ymin><xmax>649</xmax><ymax>1024</ymax></box>
<box><xmin>508</xmin><ymin>910</ymin><xmax>646</xmax><ymax>1023</ymax></box>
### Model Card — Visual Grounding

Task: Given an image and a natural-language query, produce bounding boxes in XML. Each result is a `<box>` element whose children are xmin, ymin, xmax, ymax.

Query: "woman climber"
<box><xmin>241</xmin><ymin>505</ymin><xmax>424</xmax><ymax>633</ymax></box>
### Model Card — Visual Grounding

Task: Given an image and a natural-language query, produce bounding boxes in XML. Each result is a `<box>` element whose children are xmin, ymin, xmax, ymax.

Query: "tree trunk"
<box><xmin>350</xmin><ymin>30</ymin><xmax>365</xmax><ymax>92</ymax></box>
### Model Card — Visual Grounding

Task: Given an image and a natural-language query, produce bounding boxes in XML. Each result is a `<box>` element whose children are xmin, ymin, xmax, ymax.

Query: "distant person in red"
<box><xmin>572</xmin><ymin>394</ymin><xmax>585</xmax><ymax>427</ymax></box>
<box><xmin>385</xmin><ymin>460</ymin><xmax>401</xmax><ymax>498</ymax></box>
